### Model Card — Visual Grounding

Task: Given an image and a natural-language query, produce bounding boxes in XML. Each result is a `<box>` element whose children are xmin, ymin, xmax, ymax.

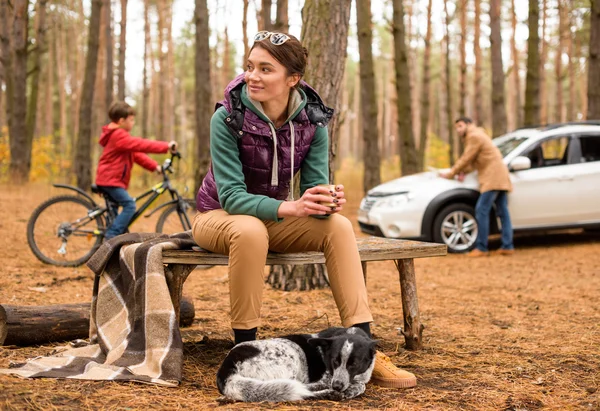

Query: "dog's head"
<box><xmin>308</xmin><ymin>328</ymin><xmax>377</xmax><ymax>392</ymax></box>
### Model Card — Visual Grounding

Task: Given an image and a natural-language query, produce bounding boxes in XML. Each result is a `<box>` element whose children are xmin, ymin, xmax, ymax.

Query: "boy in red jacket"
<box><xmin>96</xmin><ymin>101</ymin><xmax>177</xmax><ymax>239</ymax></box>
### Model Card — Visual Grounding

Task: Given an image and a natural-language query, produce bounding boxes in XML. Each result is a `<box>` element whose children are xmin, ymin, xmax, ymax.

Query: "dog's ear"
<box><xmin>308</xmin><ymin>337</ymin><xmax>333</xmax><ymax>348</ymax></box>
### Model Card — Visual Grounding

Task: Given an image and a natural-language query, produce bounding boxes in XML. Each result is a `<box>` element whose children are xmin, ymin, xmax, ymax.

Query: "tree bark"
<box><xmin>157</xmin><ymin>0</ymin><xmax>167</xmax><ymax>140</ymax></box>
<box><xmin>392</xmin><ymin>0</ymin><xmax>418</xmax><ymax>175</ymax></box>
<box><xmin>539</xmin><ymin>0</ymin><xmax>548</xmax><ymax>124</ymax></box>
<box><xmin>490</xmin><ymin>0</ymin><xmax>507</xmax><ymax>137</ymax></box>
<box><xmin>357</xmin><ymin>0</ymin><xmax>380</xmax><ymax>195</ymax></box>
<box><xmin>555</xmin><ymin>0</ymin><xmax>566</xmax><ymax>123</ymax></box>
<box><xmin>3</xmin><ymin>0</ymin><xmax>30</xmax><ymax>183</ymax></box>
<box><xmin>443</xmin><ymin>0</ymin><xmax>454</xmax><ymax>164</ymax></box>
<box><xmin>26</xmin><ymin>0</ymin><xmax>48</xmax><ymax>154</ymax></box>
<box><xmin>524</xmin><ymin>0</ymin><xmax>540</xmax><ymax>127</ymax></box>
<box><xmin>194</xmin><ymin>0</ymin><xmax>212</xmax><ymax>192</ymax></box>
<box><xmin>242</xmin><ymin>0</ymin><xmax>249</xmax><ymax>69</ymax></box>
<box><xmin>459</xmin><ymin>0</ymin><xmax>467</xmax><ymax>118</ymax></box>
<box><xmin>75</xmin><ymin>0</ymin><xmax>103</xmax><ymax>190</ymax></box>
<box><xmin>274</xmin><ymin>0</ymin><xmax>289</xmax><ymax>32</ymax></box>
<box><xmin>301</xmin><ymin>0</ymin><xmax>351</xmax><ymax>184</ymax></box>
<box><xmin>0</xmin><ymin>299</ymin><xmax>195</xmax><ymax>346</ymax></box>
<box><xmin>418</xmin><ymin>0</ymin><xmax>433</xmax><ymax>170</ymax></box>
<box><xmin>57</xmin><ymin>24</ymin><xmax>69</xmax><ymax>150</ymax></box>
<box><xmin>509</xmin><ymin>0</ymin><xmax>522</xmax><ymax>130</ymax></box>
<box><xmin>142</xmin><ymin>0</ymin><xmax>150</xmax><ymax>139</ymax></box>
<box><xmin>587</xmin><ymin>0</ymin><xmax>600</xmax><ymax>119</ymax></box>
<box><xmin>567</xmin><ymin>2</ymin><xmax>575</xmax><ymax>121</ymax></box>
<box><xmin>105</xmin><ymin>0</ymin><xmax>114</xmax><ymax>111</ymax></box>
<box><xmin>118</xmin><ymin>0</ymin><xmax>127</xmax><ymax>101</ymax></box>
<box><xmin>473</xmin><ymin>0</ymin><xmax>484</xmax><ymax>126</ymax></box>
<box><xmin>262</xmin><ymin>0</ymin><xmax>273</xmax><ymax>31</ymax></box>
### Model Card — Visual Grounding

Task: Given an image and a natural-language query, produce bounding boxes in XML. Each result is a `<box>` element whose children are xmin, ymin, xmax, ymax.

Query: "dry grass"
<box><xmin>1</xmin><ymin>180</ymin><xmax>599</xmax><ymax>410</ymax></box>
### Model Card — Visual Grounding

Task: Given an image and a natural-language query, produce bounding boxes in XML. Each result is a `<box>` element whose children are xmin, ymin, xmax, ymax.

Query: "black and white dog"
<box><xmin>216</xmin><ymin>327</ymin><xmax>377</xmax><ymax>402</ymax></box>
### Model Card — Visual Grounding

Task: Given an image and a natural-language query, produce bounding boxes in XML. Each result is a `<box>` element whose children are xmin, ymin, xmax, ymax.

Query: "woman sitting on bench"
<box><xmin>193</xmin><ymin>31</ymin><xmax>416</xmax><ymax>389</ymax></box>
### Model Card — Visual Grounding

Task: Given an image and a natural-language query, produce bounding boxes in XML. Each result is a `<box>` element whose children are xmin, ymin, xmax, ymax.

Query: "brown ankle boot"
<box><xmin>370</xmin><ymin>351</ymin><xmax>417</xmax><ymax>388</ymax></box>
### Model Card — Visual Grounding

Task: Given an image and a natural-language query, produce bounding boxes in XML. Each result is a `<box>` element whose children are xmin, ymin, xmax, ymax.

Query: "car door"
<box><xmin>509</xmin><ymin>134</ymin><xmax>581</xmax><ymax>228</ymax></box>
<box><xmin>567</xmin><ymin>133</ymin><xmax>600</xmax><ymax>223</ymax></box>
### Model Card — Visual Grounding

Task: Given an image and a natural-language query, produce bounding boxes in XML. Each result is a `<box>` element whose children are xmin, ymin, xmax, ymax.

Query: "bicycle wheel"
<box><xmin>156</xmin><ymin>199</ymin><xmax>197</xmax><ymax>234</ymax></box>
<box><xmin>27</xmin><ymin>195</ymin><xmax>105</xmax><ymax>267</ymax></box>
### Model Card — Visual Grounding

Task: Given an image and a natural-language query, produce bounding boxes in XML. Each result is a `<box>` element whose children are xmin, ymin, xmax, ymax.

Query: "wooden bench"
<box><xmin>162</xmin><ymin>237</ymin><xmax>446</xmax><ymax>350</ymax></box>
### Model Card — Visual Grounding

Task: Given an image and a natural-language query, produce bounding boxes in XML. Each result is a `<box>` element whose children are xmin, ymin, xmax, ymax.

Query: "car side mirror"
<box><xmin>509</xmin><ymin>156</ymin><xmax>531</xmax><ymax>171</ymax></box>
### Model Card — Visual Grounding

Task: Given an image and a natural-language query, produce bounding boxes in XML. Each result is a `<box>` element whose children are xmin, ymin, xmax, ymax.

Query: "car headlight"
<box><xmin>374</xmin><ymin>193</ymin><xmax>411</xmax><ymax>208</ymax></box>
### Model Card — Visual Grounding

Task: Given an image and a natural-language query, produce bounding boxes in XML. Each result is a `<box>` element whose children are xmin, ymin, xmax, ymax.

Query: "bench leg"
<box><xmin>165</xmin><ymin>264</ymin><xmax>195</xmax><ymax>325</ymax></box>
<box><xmin>396</xmin><ymin>258</ymin><xmax>424</xmax><ymax>350</ymax></box>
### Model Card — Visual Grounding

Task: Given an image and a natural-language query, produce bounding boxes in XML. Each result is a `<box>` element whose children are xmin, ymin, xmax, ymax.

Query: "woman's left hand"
<box><xmin>329</xmin><ymin>184</ymin><xmax>346</xmax><ymax>214</ymax></box>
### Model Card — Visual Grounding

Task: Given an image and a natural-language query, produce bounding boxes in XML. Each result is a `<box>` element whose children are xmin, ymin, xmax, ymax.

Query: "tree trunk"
<box><xmin>473</xmin><ymin>0</ymin><xmax>484</xmax><ymax>126</ymax></box>
<box><xmin>459</xmin><ymin>0</ymin><xmax>467</xmax><ymax>118</ymax></box>
<box><xmin>142</xmin><ymin>0</ymin><xmax>150</xmax><ymax>139</ymax></box>
<box><xmin>587</xmin><ymin>0</ymin><xmax>600</xmax><ymax>119</ymax></box>
<box><xmin>0</xmin><ymin>299</ymin><xmax>195</xmax><ymax>346</ymax></box>
<box><xmin>392</xmin><ymin>0</ymin><xmax>418</xmax><ymax>175</ymax></box>
<box><xmin>56</xmin><ymin>22</ymin><xmax>68</xmax><ymax>150</ymax></box>
<box><xmin>274</xmin><ymin>0</ymin><xmax>289</xmax><ymax>32</ymax></box>
<box><xmin>194</xmin><ymin>0</ymin><xmax>212</xmax><ymax>192</ymax></box>
<box><xmin>509</xmin><ymin>0</ymin><xmax>522</xmax><ymax>130</ymax></box>
<box><xmin>555</xmin><ymin>0</ymin><xmax>566</xmax><ymax>123</ymax></box>
<box><xmin>567</xmin><ymin>3</ymin><xmax>575</xmax><ymax>121</ymax></box>
<box><xmin>524</xmin><ymin>0</ymin><xmax>540</xmax><ymax>127</ymax></box>
<box><xmin>266</xmin><ymin>0</ymin><xmax>352</xmax><ymax>292</ymax></box>
<box><xmin>118</xmin><ymin>0</ymin><xmax>127</xmax><ymax>101</ymax></box>
<box><xmin>490</xmin><ymin>0</ymin><xmax>507</xmax><ymax>137</ymax></box>
<box><xmin>539</xmin><ymin>0</ymin><xmax>548</xmax><ymax>124</ymax></box>
<box><xmin>3</xmin><ymin>0</ymin><xmax>30</xmax><ymax>183</ymax></box>
<box><xmin>262</xmin><ymin>0</ymin><xmax>273</xmax><ymax>31</ymax></box>
<box><xmin>443</xmin><ymin>0</ymin><xmax>454</xmax><ymax>164</ymax></box>
<box><xmin>105</xmin><ymin>0</ymin><xmax>113</xmax><ymax>111</ymax></box>
<box><xmin>242</xmin><ymin>0</ymin><xmax>249</xmax><ymax>69</ymax></box>
<box><xmin>75</xmin><ymin>0</ymin><xmax>103</xmax><ymax>190</ymax></box>
<box><xmin>26</xmin><ymin>0</ymin><xmax>48</xmax><ymax>154</ymax></box>
<box><xmin>166</xmin><ymin>4</ymin><xmax>175</xmax><ymax>142</ymax></box>
<box><xmin>357</xmin><ymin>0</ymin><xmax>380</xmax><ymax>195</ymax></box>
<box><xmin>301</xmin><ymin>0</ymin><xmax>351</xmax><ymax>184</ymax></box>
<box><xmin>417</xmin><ymin>0</ymin><xmax>433</xmax><ymax>170</ymax></box>
<box><xmin>157</xmin><ymin>0</ymin><xmax>166</xmax><ymax>140</ymax></box>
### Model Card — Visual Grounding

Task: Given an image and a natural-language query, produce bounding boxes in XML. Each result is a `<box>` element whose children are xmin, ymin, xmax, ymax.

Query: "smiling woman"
<box><xmin>191</xmin><ymin>31</ymin><xmax>417</xmax><ymax>390</ymax></box>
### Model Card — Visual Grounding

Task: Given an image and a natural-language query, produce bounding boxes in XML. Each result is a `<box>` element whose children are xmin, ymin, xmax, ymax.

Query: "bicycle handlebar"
<box><xmin>161</xmin><ymin>151</ymin><xmax>182</xmax><ymax>176</ymax></box>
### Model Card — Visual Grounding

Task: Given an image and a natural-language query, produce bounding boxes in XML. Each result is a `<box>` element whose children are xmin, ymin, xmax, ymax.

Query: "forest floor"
<box><xmin>1</xmin><ymin>182</ymin><xmax>599</xmax><ymax>411</ymax></box>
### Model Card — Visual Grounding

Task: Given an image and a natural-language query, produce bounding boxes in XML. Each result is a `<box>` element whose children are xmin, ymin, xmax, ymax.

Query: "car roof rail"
<box><xmin>514</xmin><ymin>120</ymin><xmax>600</xmax><ymax>132</ymax></box>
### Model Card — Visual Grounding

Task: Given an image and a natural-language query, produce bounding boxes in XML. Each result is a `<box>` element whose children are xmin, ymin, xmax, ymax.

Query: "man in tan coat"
<box><xmin>440</xmin><ymin>117</ymin><xmax>514</xmax><ymax>257</ymax></box>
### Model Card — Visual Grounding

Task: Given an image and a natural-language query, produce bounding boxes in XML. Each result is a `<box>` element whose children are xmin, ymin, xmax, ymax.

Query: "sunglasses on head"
<box><xmin>254</xmin><ymin>31</ymin><xmax>290</xmax><ymax>45</ymax></box>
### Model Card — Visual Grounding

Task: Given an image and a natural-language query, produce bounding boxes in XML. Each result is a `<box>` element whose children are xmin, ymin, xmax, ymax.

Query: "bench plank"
<box><xmin>163</xmin><ymin>237</ymin><xmax>447</xmax><ymax>265</ymax></box>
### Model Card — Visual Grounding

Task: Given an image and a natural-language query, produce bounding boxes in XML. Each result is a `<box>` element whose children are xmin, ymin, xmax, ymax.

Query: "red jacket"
<box><xmin>95</xmin><ymin>126</ymin><xmax>170</xmax><ymax>189</ymax></box>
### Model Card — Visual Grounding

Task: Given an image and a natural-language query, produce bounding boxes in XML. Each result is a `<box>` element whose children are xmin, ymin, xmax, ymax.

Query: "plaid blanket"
<box><xmin>0</xmin><ymin>231</ymin><xmax>197</xmax><ymax>386</ymax></box>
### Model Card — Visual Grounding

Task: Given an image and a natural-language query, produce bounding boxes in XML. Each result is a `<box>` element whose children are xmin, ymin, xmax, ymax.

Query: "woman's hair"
<box><xmin>250</xmin><ymin>33</ymin><xmax>309</xmax><ymax>81</ymax></box>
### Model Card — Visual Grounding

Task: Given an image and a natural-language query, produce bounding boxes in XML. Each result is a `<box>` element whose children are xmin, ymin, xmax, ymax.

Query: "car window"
<box><xmin>494</xmin><ymin>136</ymin><xmax>528</xmax><ymax>158</ymax></box>
<box><xmin>578</xmin><ymin>135</ymin><xmax>600</xmax><ymax>163</ymax></box>
<box><xmin>524</xmin><ymin>136</ymin><xmax>570</xmax><ymax>168</ymax></box>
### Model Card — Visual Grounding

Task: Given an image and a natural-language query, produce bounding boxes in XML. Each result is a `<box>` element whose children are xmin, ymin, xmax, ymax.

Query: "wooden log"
<box><xmin>0</xmin><ymin>297</ymin><xmax>195</xmax><ymax>347</ymax></box>
<box><xmin>396</xmin><ymin>258</ymin><xmax>425</xmax><ymax>350</ymax></box>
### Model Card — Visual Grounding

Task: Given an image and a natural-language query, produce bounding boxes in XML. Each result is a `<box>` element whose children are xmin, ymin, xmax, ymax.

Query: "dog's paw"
<box><xmin>342</xmin><ymin>383</ymin><xmax>366</xmax><ymax>399</ymax></box>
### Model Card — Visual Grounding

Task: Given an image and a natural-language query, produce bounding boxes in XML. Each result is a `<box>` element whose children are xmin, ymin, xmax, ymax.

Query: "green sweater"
<box><xmin>210</xmin><ymin>87</ymin><xmax>329</xmax><ymax>221</ymax></box>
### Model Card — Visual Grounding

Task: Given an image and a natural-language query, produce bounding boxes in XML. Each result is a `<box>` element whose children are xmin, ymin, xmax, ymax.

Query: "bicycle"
<box><xmin>27</xmin><ymin>152</ymin><xmax>196</xmax><ymax>267</ymax></box>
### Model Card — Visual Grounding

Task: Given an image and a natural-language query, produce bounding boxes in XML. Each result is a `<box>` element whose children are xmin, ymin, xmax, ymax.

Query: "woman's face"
<box><xmin>245</xmin><ymin>46</ymin><xmax>300</xmax><ymax>103</ymax></box>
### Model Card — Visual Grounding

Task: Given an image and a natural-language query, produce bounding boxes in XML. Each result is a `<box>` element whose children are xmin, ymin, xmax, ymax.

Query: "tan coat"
<box><xmin>450</xmin><ymin>127</ymin><xmax>512</xmax><ymax>193</ymax></box>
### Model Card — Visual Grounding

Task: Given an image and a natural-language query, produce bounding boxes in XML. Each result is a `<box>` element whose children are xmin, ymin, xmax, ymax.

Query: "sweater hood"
<box><xmin>99</xmin><ymin>126</ymin><xmax>122</xmax><ymax>147</ymax></box>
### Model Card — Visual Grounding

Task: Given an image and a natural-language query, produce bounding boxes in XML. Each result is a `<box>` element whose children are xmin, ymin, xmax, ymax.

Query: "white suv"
<box><xmin>358</xmin><ymin>123</ymin><xmax>600</xmax><ymax>253</ymax></box>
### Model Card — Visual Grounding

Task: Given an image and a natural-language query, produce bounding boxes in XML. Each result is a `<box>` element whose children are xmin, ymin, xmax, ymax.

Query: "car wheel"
<box><xmin>433</xmin><ymin>203</ymin><xmax>478</xmax><ymax>253</ymax></box>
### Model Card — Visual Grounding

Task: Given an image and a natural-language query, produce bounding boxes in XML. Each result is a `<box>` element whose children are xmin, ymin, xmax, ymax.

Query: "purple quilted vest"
<box><xmin>196</xmin><ymin>74</ymin><xmax>333</xmax><ymax>213</ymax></box>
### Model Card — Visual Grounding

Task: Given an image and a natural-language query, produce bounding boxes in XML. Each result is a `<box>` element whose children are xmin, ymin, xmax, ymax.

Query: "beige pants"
<box><xmin>192</xmin><ymin>210</ymin><xmax>373</xmax><ymax>330</ymax></box>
